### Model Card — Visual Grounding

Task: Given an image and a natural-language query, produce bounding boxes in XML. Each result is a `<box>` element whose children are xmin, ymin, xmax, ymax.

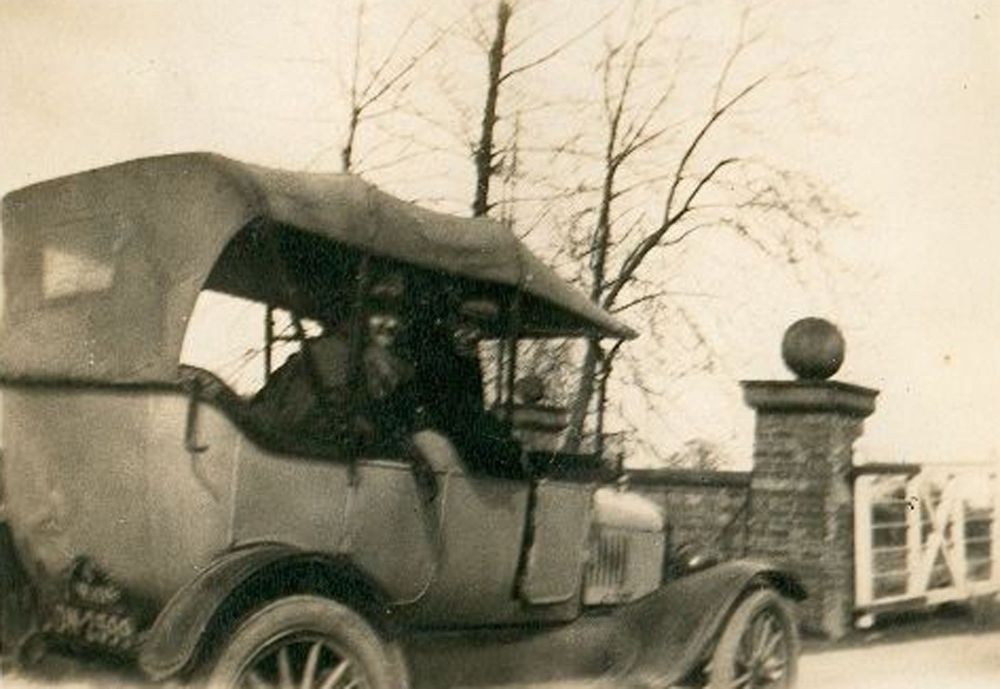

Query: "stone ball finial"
<box><xmin>781</xmin><ymin>317</ymin><xmax>845</xmax><ymax>380</ymax></box>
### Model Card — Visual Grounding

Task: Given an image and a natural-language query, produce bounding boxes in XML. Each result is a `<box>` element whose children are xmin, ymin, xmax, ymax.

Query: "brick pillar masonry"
<box><xmin>742</xmin><ymin>379</ymin><xmax>878</xmax><ymax>638</ymax></box>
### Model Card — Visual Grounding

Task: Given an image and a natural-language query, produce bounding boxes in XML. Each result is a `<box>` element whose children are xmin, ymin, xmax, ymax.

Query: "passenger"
<box><xmin>249</xmin><ymin>274</ymin><xmax>417</xmax><ymax>448</ymax></box>
<box><xmin>358</xmin><ymin>307</ymin><xmax>417</xmax><ymax>450</ymax></box>
<box><xmin>249</xmin><ymin>321</ymin><xmax>352</xmax><ymax>436</ymax></box>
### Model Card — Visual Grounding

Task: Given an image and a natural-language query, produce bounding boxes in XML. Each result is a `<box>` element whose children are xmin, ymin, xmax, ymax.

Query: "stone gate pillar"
<box><xmin>742</xmin><ymin>318</ymin><xmax>878</xmax><ymax>638</ymax></box>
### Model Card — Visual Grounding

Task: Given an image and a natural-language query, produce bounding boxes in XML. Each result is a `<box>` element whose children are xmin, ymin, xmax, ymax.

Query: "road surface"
<box><xmin>3</xmin><ymin>625</ymin><xmax>1000</xmax><ymax>688</ymax></box>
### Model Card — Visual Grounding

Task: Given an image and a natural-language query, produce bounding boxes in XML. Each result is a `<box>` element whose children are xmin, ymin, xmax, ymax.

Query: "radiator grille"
<box><xmin>583</xmin><ymin>527</ymin><xmax>665</xmax><ymax>605</ymax></box>
<box><xmin>583</xmin><ymin>531</ymin><xmax>629</xmax><ymax>603</ymax></box>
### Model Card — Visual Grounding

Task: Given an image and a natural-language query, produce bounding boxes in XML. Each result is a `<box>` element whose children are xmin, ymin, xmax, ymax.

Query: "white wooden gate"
<box><xmin>854</xmin><ymin>463</ymin><xmax>1000</xmax><ymax>615</ymax></box>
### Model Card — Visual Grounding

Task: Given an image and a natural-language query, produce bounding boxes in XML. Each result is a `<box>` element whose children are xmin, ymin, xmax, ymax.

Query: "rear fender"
<box><xmin>619</xmin><ymin>559</ymin><xmax>805</xmax><ymax>687</ymax></box>
<box><xmin>138</xmin><ymin>542</ymin><xmax>391</xmax><ymax>681</ymax></box>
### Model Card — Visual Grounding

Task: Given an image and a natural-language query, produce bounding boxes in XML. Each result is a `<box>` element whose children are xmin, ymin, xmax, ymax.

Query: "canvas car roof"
<box><xmin>0</xmin><ymin>152</ymin><xmax>635</xmax><ymax>384</ymax></box>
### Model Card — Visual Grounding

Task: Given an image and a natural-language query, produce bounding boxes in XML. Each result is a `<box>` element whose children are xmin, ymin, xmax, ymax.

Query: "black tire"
<box><xmin>204</xmin><ymin>595</ymin><xmax>409</xmax><ymax>689</ymax></box>
<box><xmin>707</xmin><ymin>589</ymin><xmax>799</xmax><ymax>689</ymax></box>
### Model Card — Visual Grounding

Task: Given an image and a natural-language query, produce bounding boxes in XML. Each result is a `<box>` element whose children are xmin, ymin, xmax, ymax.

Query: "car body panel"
<box><xmin>1</xmin><ymin>386</ymin><xmax>235</xmax><ymax>604</ymax></box>
<box><xmin>0</xmin><ymin>380</ymin><xmax>799</xmax><ymax>686</ymax></box>
<box><xmin>230</xmin><ymin>445</ymin><xmax>352</xmax><ymax>554</ymax></box>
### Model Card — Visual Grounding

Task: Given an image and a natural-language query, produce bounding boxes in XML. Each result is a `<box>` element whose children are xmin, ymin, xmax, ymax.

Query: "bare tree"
<box><xmin>471</xmin><ymin>1</ymin><xmax>512</xmax><ymax>216</ymax></box>
<box><xmin>468</xmin><ymin>0</ymin><xmax>608</xmax><ymax>217</ymax></box>
<box><xmin>343</xmin><ymin>1</ymin><xmax>447</xmax><ymax>174</ymax></box>
<box><xmin>559</xmin><ymin>2</ymin><xmax>844</xmax><ymax>452</ymax></box>
<box><xmin>313</xmin><ymin>0</ymin><xmax>846</xmax><ymax>465</ymax></box>
<box><xmin>301</xmin><ymin>0</ymin><xmax>444</xmax><ymax>175</ymax></box>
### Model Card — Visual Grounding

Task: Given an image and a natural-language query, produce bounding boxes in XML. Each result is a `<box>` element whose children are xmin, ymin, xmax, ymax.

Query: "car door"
<box><xmin>517</xmin><ymin>479</ymin><xmax>593</xmax><ymax>606</ymax></box>
<box><xmin>355</xmin><ymin>432</ymin><xmax>532</xmax><ymax>626</ymax></box>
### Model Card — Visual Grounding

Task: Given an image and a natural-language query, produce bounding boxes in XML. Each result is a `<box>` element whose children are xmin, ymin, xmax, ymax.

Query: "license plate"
<box><xmin>44</xmin><ymin>602</ymin><xmax>139</xmax><ymax>652</ymax></box>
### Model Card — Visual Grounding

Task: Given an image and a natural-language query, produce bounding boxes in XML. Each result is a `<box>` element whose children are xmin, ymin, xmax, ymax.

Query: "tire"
<box><xmin>204</xmin><ymin>595</ymin><xmax>409</xmax><ymax>689</ymax></box>
<box><xmin>707</xmin><ymin>589</ymin><xmax>799</xmax><ymax>689</ymax></box>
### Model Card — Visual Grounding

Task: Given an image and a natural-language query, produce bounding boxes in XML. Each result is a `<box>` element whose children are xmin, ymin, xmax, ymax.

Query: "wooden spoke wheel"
<box><xmin>205</xmin><ymin>595</ymin><xmax>408</xmax><ymax>689</ymax></box>
<box><xmin>708</xmin><ymin>589</ymin><xmax>799</xmax><ymax>689</ymax></box>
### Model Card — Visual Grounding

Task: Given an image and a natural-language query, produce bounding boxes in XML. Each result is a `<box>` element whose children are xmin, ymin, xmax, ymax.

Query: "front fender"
<box><xmin>137</xmin><ymin>542</ymin><xmax>391</xmax><ymax>681</ymax></box>
<box><xmin>618</xmin><ymin>559</ymin><xmax>805</xmax><ymax>687</ymax></box>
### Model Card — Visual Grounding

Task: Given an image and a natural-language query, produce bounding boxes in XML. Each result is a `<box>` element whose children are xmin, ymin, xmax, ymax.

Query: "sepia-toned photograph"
<box><xmin>0</xmin><ymin>1</ymin><xmax>998</xmax><ymax>687</ymax></box>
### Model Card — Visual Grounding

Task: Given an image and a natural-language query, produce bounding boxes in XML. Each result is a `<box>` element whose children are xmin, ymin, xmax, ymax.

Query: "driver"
<box><xmin>412</xmin><ymin>300</ymin><xmax>523</xmax><ymax>476</ymax></box>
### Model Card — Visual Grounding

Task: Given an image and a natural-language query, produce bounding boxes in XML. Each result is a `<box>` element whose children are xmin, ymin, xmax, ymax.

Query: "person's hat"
<box><xmin>370</xmin><ymin>272</ymin><xmax>405</xmax><ymax>301</ymax></box>
<box><xmin>368</xmin><ymin>272</ymin><xmax>406</xmax><ymax>314</ymax></box>
<box><xmin>458</xmin><ymin>299</ymin><xmax>500</xmax><ymax>323</ymax></box>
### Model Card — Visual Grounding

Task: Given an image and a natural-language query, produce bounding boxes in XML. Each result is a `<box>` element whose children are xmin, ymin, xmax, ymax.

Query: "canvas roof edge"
<box><xmin>2</xmin><ymin>151</ymin><xmax>637</xmax><ymax>345</ymax></box>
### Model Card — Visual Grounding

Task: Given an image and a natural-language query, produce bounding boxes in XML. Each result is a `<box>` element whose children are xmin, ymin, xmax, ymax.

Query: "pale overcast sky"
<box><xmin>1</xmin><ymin>0</ymin><xmax>998</xmax><ymax>467</ymax></box>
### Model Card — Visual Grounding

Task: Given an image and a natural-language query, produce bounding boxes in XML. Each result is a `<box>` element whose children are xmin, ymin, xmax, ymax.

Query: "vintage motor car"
<box><xmin>0</xmin><ymin>153</ymin><xmax>805</xmax><ymax>689</ymax></box>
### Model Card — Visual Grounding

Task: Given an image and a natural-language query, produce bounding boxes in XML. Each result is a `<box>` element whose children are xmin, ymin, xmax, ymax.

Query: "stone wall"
<box><xmin>630</xmin><ymin>469</ymin><xmax>751</xmax><ymax>558</ymax></box>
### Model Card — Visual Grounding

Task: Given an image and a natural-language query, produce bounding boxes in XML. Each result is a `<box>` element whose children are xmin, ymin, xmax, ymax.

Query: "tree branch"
<box><xmin>360</xmin><ymin>14</ymin><xmax>419</xmax><ymax>100</ymax></box>
<box><xmin>663</xmin><ymin>77</ymin><xmax>765</xmax><ymax>224</ymax></box>
<box><xmin>669</xmin><ymin>157</ymin><xmax>740</xmax><ymax>224</ymax></box>
<box><xmin>357</xmin><ymin>32</ymin><xmax>444</xmax><ymax>111</ymax></box>
<box><xmin>609</xmin><ymin>291</ymin><xmax>667</xmax><ymax>314</ymax></box>
<box><xmin>498</xmin><ymin>8</ymin><xmax>611</xmax><ymax>83</ymax></box>
<box><xmin>602</xmin><ymin>78</ymin><xmax>764</xmax><ymax>309</ymax></box>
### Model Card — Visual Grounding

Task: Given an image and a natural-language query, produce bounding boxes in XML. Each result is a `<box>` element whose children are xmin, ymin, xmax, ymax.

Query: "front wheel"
<box><xmin>205</xmin><ymin>595</ymin><xmax>409</xmax><ymax>689</ymax></box>
<box><xmin>707</xmin><ymin>589</ymin><xmax>799</xmax><ymax>689</ymax></box>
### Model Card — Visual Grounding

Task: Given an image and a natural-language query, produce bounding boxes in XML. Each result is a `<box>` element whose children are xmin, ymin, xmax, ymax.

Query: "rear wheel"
<box><xmin>707</xmin><ymin>589</ymin><xmax>799</xmax><ymax>689</ymax></box>
<box><xmin>205</xmin><ymin>595</ymin><xmax>408</xmax><ymax>689</ymax></box>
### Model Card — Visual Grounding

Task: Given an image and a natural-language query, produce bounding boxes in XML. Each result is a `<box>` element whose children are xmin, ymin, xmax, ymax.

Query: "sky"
<box><xmin>1</xmin><ymin>0</ymin><xmax>998</xmax><ymax>468</ymax></box>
